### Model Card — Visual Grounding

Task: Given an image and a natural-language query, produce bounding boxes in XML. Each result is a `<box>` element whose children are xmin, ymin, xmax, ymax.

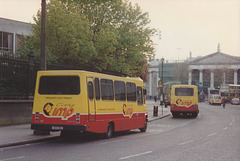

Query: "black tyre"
<box><xmin>192</xmin><ymin>113</ymin><xmax>198</xmax><ymax>118</ymax></box>
<box><xmin>139</xmin><ymin>120</ymin><xmax>147</xmax><ymax>132</ymax></box>
<box><xmin>105</xmin><ymin>123</ymin><xmax>114</xmax><ymax>139</ymax></box>
<box><xmin>172</xmin><ymin>112</ymin><xmax>178</xmax><ymax>118</ymax></box>
<box><xmin>33</xmin><ymin>130</ymin><xmax>50</xmax><ymax>135</ymax></box>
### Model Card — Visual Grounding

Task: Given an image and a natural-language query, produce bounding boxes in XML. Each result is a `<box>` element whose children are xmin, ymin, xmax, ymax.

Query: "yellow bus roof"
<box><xmin>37</xmin><ymin>70</ymin><xmax>143</xmax><ymax>82</ymax></box>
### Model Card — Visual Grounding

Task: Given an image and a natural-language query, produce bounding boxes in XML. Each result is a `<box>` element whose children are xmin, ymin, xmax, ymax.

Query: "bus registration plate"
<box><xmin>52</xmin><ymin>126</ymin><xmax>63</xmax><ymax>130</ymax></box>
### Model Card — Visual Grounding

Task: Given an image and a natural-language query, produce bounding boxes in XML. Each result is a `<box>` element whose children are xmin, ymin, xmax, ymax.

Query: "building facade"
<box><xmin>145</xmin><ymin>59</ymin><xmax>188</xmax><ymax>98</ymax></box>
<box><xmin>188</xmin><ymin>51</ymin><xmax>240</xmax><ymax>89</ymax></box>
<box><xmin>146</xmin><ymin>50</ymin><xmax>240</xmax><ymax>98</ymax></box>
<box><xmin>0</xmin><ymin>17</ymin><xmax>32</xmax><ymax>54</ymax></box>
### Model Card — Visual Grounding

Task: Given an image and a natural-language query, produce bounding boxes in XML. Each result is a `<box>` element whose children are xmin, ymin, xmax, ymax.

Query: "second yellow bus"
<box><xmin>170</xmin><ymin>85</ymin><xmax>199</xmax><ymax>118</ymax></box>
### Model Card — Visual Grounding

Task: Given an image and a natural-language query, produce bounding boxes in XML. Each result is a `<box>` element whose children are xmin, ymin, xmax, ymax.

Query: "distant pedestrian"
<box><xmin>154</xmin><ymin>96</ymin><xmax>157</xmax><ymax>102</ymax></box>
<box><xmin>222</xmin><ymin>97</ymin><xmax>226</xmax><ymax>108</ymax></box>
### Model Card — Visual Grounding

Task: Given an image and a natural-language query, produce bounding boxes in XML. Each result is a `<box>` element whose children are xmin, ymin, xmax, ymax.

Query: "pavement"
<box><xmin>0</xmin><ymin>100</ymin><xmax>170</xmax><ymax>148</ymax></box>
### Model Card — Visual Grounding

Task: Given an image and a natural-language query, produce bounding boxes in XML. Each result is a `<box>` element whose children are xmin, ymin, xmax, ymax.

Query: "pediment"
<box><xmin>190</xmin><ymin>52</ymin><xmax>240</xmax><ymax>65</ymax></box>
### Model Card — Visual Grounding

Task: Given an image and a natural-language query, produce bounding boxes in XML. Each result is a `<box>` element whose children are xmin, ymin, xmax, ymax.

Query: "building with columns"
<box><xmin>145</xmin><ymin>59</ymin><xmax>159</xmax><ymax>99</ymax></box>
<box><xmin>188</xmin><ymin>50</ymin><xmax>240</xmax><ymax>90</ymax></box>
<box><xmin>146</xmin><ymin>48</ymin><xmax>240</xmax><ymax>98</ymax></box>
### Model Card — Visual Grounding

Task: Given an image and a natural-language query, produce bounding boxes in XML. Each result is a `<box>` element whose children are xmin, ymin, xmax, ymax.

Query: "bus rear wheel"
<box><xmin>139</xmin><ymin>120</ymin><xmax>147</xmax><ymax>132</ymax></box>
<box><xmin>104</xmin><ymin>123</ymin><xmax>114</xmax><ymax>139</ymax></box>
<box><xmin>172</xmin><ymin>112</ymin><xmax>178</xmax><ymax>118</ymax></box>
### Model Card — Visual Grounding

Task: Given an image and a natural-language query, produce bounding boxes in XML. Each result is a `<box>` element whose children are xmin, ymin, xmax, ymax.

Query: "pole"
<box><xmin>40</xmin><ymin>0</ymin><xmax>46</xmax><ymax>70</ymax></box>
<box><xmin>161</xmin><ymin>58</ymin><xmax>164</xmax><ymax>115</ymax></box>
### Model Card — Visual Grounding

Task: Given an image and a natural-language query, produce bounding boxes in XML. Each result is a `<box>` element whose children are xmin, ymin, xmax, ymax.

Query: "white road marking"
<box><xmin>119</xmin><ymin>151</ymin><xmax>152</xmax><ymax>160</ymax></box>
<box><xmin>97</xmin><ymin>139</ymin><xmax>126</xmax><ymax>145</ymax></box>
<box><xmin>207</xmin><ymin>133</ymin><xmax>217</xmax><ymax>137</ymax></box>
<box><xmin>178</xmin><ymin>140</ymin><xmax>194</xmax><ymax>145</ymax></box>
<box><xmin>0</xmin><ymin>156</ymin><xmax>25</xmax><ymax>161</ymax></box>
<box><xmin>229</xmin><ymin>122</ymin><xmax>233</xmax><ymax>126</ymax></box>
<box><xmin>224</xmin><ymin>127</ymin><xmax>228</xmax><ymax>130</ymax></box>
<box><xmin>0</xmin><ymin>145</ymin><xmax>28</xmax><ymax>151</ymax></box>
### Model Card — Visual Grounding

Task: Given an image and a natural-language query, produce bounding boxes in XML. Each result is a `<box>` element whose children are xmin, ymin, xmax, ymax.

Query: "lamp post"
<box><xmin>160</xmin><ymin>58</ymin><xmax>164</xmax><ymax>114</ymax></box>
<box><xmin>161</xmin><ymin>58</ymin><xmax>164</xmax><ymax>102</ymax></box>
<box><xmin>40</xmin><ymin>0</ymin><xmax>46</xmax><ymax>70</ymax></box>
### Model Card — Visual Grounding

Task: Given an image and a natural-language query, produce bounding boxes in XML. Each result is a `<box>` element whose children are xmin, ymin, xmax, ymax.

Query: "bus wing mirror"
<box><xmin>143</xmin><ymin>89</ymin><xmax>147</xmax><ymax>95</ymax></box>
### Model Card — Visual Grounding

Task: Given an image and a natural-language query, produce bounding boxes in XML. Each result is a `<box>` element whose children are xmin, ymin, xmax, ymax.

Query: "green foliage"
<box><xmin>18</xmin><ymin>0</ymin><xmax>156</xmax><ymax>79</ymax></box>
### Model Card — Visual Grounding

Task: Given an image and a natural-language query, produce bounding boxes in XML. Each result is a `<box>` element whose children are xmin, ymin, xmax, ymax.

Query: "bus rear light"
<box><xmin>35</xmin><ymin>112</ymin><xmax>39</xmax><ymax>122</ymax></box>
<box><xmin>194</xmin><ymin>104</ymin><xmax>198</xmax><ymax>109</ymax></box>
<box><xmin>76</xmin><ymin>112</ymin><xmax>80</xmax><ymax>123</ymax></box>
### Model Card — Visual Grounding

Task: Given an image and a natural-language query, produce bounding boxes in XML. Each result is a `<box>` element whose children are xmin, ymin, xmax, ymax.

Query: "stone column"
<box><xmin>210</xmin><ymin>70</ymin><xmax>214</xmax><ymax>88</ymax></box>
<box><xmin>223</xmin><ymin>71</ymin><xmax>226</xmax><ymax>84</ymax></box>
<box><xmin>199</xmin><ymin>69</ymin><xmax>203</xmax><ymax>85</ymax></box>
<box><xmin>234</xmin><ymin>69</ymin><xmax>238</xmax><ymax>85</ymax></box>
<box><xmin>13</xmin><ymin>33</ymin><xmax>16</xmax><ymax>53</ymax></box>
<box><xmin>188</xmin><ymin>70</ymin><xmax>192</xmax><ymax>85</ymax></box>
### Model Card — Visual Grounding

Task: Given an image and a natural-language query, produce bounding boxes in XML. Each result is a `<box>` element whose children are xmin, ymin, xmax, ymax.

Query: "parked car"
<box><xmin>209</xmin><ymin>94</ymin><xmax>222</xmax><ymax>105</ymax></box>
<box><xmin>231</xmin><ymin>98</ymin><xmax>240</xmax><ymax>105</ymax></box>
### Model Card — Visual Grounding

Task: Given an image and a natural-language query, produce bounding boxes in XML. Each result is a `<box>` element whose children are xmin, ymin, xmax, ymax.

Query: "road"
<box><xmin>1</xmin><ymin>102</ymin><xmax>239</xmax><ymax>161</ymax></box>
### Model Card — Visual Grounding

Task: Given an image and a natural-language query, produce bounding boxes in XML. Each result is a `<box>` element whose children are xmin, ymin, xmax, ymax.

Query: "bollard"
<box><xmin>153</xmin><ymin>106</ymin><xmax>158</xmax><ymax>116</ymax></box>
<box><xmin>165</xmin><ymin>103</ymin><xmax>168</xmax><ymax>108</ymax></box>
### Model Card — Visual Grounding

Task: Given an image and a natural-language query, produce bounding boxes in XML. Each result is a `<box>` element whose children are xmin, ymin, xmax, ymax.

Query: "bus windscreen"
<box><xmin>210</xmin><ymin>90</ymin><xmax>219</xmax><ymax>95</ymax></box>
<box><xmin>175</xmin><ymin>88</ymin><xmax>194</xmax><ymax>96</ymax></box>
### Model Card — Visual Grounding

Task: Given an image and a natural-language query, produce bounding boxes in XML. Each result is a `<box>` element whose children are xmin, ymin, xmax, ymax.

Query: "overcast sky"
<box><xmin>0</xmin><ymin>0</ymin><xmax>239</xmax><ymax>60</ymax></box>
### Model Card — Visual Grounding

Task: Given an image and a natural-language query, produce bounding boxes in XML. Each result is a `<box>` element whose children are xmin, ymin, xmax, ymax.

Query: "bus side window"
<box><xmin>94</xmin><ymin>78</ymin><xmax>100</xmax><ymax>100</ymax></box>
<box><xmin>137</xmin><ymin>86</ymin><xmax>143</xmax><ymax>105</ymax></box>
<box><xmin>114</xmin><ymin>81</ymin><xmax>126</xmax><ymax>101</ymax></box>
<box><xmin>126</xmin><ymin>82</ymin><xmax>136</xmax><ymax>102</ymax></box>
<box><xmin>101</xmin><ymin>79</ymin><xmax>114</xmax><ymax>101</ymax></box>
<box><xmin>88</xmin><ymin>81</ymin><xmax>94</xmax><ymax>100</ymax></box>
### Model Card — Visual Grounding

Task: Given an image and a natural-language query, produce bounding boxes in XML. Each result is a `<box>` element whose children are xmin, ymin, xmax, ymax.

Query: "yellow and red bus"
<box><xmin>163</xmin><ymin>81</ymin><xmax>181</xmax><ymax>106</ymax></box>
<box><xmin>170</xmin><ymin>85</ymin><xmax>199</xmax><ymax>118</ymax></box>
<box><xmin>31</xmin><ymin>70</ymin><xmax>148</xmax><ymax>138</ymax></box>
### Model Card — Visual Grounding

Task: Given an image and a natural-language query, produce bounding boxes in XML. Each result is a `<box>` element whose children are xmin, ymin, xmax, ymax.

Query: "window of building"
<box><xmin>101</xmin><ymin>79</ymin><xmax>114</xmax><ymax>100</ymax></box>
<box><xmin>0</xmin><ymin>31</ymin><xmax>13</xmax><ymax>52</ymax></box>
<box><xmin>114</xmin><ymin>81</ymin><xmax>126</xmax><ymax>101</ymax></box>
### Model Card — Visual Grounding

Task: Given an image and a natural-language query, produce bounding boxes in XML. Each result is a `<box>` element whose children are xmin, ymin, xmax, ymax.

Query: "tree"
<box><xmin>19</xmin><ymin>0</ymin><xmax>156</xmax><ymax>79</ymax></box>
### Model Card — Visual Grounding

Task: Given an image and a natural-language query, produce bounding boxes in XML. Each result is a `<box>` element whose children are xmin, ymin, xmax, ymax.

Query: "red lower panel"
<box><xmin>32</xmin><ymin>113</ymin><xmax>146</xmax><ymax>133</ymax></box>
<box><xmin>170</xmin><ymin>104</ymin><xmax>198</xmax><ymax>112</ymax></box>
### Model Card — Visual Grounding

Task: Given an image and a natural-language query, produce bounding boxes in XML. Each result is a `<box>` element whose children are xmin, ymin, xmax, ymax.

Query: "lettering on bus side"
<box><xmin>43</xmin><ymin>103</ymin><xmax>75</xmax><ymax>119</ymax></box>
<box><xmin>176</xmin><ymin>99</ymin><xmax>192</xmax><ymax>107</ymax></box>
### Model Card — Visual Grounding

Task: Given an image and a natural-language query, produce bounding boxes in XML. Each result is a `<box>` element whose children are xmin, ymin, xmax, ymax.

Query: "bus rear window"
<box><xmin>38</xmin><ymin>76</ymin><xmax>80</xmax><ymax>95</ymax></box>
<box><xmin>175</xmin><ymin>88</ymin><xmax>193</xmax><ymax>96</ymax></box>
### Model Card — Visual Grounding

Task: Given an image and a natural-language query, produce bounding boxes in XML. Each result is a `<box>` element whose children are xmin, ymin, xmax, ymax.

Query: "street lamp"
<box><xmin>160</xmin><ymin>58</ymin><xmax>164</xmax><ymax>105</ymax></box>
<box><xmin>40</xmin><ymin>0</ymin><xmax>46</xmax><ymax>70</ymax></box>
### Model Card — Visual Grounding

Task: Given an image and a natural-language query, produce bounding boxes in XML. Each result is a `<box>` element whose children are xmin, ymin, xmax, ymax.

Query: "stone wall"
<box><xmin>0</xmin><ymin>100</ymin><xmax>33</xmax><ymax>126</ymax></box>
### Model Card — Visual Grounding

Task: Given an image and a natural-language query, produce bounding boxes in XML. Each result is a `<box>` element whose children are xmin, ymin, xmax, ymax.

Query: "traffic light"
<box><xmin>158</xmin><ymin>80</ymin><xmax>162</xmax><ymax>88</ymax></box>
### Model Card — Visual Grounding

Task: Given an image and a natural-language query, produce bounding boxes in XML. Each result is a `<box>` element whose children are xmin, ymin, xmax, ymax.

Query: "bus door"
<box><xmin>87</xmin><ymin>77</ymin><xmax>96</xmax><ymax>121</ymax></box>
